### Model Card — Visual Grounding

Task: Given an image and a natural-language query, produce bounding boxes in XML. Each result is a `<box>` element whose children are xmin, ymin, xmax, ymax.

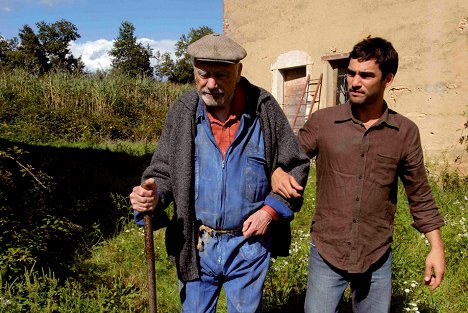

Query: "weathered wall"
<box><xmin>224</xmin><ymin>0</ymin><xmax>468</xmax><ymax>172</ymax></box>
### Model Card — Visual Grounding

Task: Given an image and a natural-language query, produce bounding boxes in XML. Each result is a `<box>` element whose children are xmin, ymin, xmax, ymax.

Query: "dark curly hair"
<box><xmin>349</xmin><ymin>37</ymin><xmax>399</xmax><ymax>80</ymax></box>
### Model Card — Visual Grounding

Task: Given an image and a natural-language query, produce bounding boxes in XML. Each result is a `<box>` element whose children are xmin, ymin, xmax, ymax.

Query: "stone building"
<box><xmin>223</xmin><ymin>0</ymin><xmax>468</xmax><ymax>172</ymax></box>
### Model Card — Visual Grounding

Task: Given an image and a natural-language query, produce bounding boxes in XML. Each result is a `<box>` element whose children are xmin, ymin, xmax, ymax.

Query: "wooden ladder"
<box><xmin>291</xmin><ymin>73</ymin><xmax>323</xmax><ymax>133</ymax></box>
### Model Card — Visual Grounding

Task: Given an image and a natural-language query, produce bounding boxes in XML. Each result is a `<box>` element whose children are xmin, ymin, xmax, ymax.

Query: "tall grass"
<box><xmin>1</xmin><ymin>164</ymin><xmax>465</xmax><ymax>312</ymax></box>
<box><xmin>0</xmin><ymin>70</ymin><xmax>466</xmax><ymax>312</ymax></box>
<box><xmin>0</xmin><ymin>69</ymin><xmax>191</xmax><ymax>144</ymax></box>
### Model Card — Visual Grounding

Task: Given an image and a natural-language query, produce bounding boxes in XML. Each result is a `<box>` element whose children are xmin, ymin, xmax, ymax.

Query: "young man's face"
<box><xmin>193</xmin><ymin>60</ymin><xmax>242</xmax><ymax>108</ymax></box>
<box><xmin>346</xmin><ymin>58</ymin><xmax>393</xmax><ymax>107</ymax></box>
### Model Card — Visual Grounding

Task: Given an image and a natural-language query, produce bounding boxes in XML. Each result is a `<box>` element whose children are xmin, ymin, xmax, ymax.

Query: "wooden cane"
<box><xmin>144</xmin><ymin>214</ymin><xmax>157</xmax><ymax>313</ymax></box>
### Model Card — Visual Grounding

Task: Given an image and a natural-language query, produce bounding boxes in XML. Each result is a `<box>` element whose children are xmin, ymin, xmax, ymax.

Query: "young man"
<box><xmin>130</xmin><ymin>33</ymin><xmax>309</xmax><ymax>313</ymax></box>
<box><xmin>272</xmin><ymin>37</ymin><xmax>445</xmax><ymax>312</ymax></box>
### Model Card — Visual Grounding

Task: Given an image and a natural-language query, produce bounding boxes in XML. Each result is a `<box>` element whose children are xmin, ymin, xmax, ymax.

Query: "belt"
<box><xmin>197</xmin><ymin>224</ymin><xmax>243</xmax><ymax>252</ymax></box>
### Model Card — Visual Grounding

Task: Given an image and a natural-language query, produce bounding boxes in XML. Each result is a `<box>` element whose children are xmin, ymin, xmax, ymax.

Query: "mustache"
<box><xmin>201</xmin><ymin>88</ymin><xmax>224</xmax><ymax>95</ymax></box>
<box><xmin>348</xmin><ymin>88</ymin><xmax>364</xmax><ymax>93</ymax></box>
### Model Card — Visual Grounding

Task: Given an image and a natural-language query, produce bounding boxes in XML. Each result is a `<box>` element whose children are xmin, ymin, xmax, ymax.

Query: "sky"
<box><xmin>0</xmin><ymin>0</ymin><xmax>223</xmax><ymax>72</ymax></box>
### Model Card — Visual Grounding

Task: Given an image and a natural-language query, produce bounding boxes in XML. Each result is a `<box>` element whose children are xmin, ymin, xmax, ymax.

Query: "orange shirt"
<box><xmin>206</xmin><ymin>86</ymin><xmax>244</xmax><ymax>159</ymax></box>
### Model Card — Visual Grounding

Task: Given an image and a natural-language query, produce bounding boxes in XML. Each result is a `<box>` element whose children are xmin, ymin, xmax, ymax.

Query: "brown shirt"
<box><xmin>298</xmin><ymin>102</ymin><xmax>444</xmax><ymax>273</ymax></box>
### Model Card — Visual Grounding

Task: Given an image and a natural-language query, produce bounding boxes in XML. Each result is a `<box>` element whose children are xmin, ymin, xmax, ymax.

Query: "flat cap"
<box><xmin>187</xmin><ymin>33</ymin><xmax>247</xmax><ymax>64</ymax></box>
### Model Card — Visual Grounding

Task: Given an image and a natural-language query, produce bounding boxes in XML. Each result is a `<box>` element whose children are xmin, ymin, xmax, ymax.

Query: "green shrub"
<box><xmin>0</xmin><ymin>69</ymin><xmax>191</xmax><ymax>144</ymax></box>
<box><xmin>0</xmin><ymin>146</ymin><xmax>90</xmax><ymax>281</ymax></box>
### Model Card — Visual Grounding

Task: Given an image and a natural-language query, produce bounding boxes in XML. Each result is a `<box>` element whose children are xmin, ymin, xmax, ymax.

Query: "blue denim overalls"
<box><xmin>179</xmin><ymin>100</ymin><xmax>272</xmax><ymax>313</ymax></box>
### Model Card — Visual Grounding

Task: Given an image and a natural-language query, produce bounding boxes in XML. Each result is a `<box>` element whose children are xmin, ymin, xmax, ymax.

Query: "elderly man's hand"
<box><xmin>129</xmin><ymin>178</ymin><xmax>159</xmax><ymax>213</ymax></box>
<box><xmin>271</xmin><ymin>167</ymin><xmax>303</xmax><ymax>199</ymax></box>
<box><xmin>242</xmin><ymin>208</ymin><xmax>273</xmax><ymax>238</ymax></box>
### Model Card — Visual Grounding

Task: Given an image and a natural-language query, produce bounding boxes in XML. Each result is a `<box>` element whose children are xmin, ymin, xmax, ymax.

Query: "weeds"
<box><xmin>0</xmin><ymin>69</ymin><xmax>191</xmax><ymax>144</ymax></box>
<box><xmin>0</xmin><ymin>70</ymin><xmax>466</xmax><ymax>311</ymax></box>
<box><xmin>1</xmin><ymin>158</ymin><xmax>466</xmax><ymax>312</ymax></box>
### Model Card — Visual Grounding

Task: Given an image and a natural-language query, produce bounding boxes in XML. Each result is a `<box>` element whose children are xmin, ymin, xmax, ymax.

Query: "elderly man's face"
<box><xmin>194</xmin><ymin>60</ymin><xmax>242</xmax><ymax>108</ymax></box>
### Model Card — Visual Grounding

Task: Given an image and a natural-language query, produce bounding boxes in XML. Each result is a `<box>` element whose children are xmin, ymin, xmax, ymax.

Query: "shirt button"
<box><xmin>355</xmin><ymin>196</ymin><xmax>360</xmax><ymax>201</ymax></box>
<box><xmin>358</xmin><ymin>175</ymin><xmax>362</xmax><ymax>179</ymax></box>
<box><xmin>361</xmin><ymin>153</ymin><xmax>365</xmax><ymax>157</ymax></box>
<box><xmin>353</xmin><ymin>218</ymin><xmax>357</xmax><ymax>223</ymax></box>
<box><xmin>347</xmin><ymin>242</ymin><xmax>351</xmax><ymax>245</ymax></box>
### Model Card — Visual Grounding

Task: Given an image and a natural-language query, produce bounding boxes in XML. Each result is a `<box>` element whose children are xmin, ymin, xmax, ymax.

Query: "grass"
<box><xmin>2</xmin><ymin>164</ymin><xmax>465</xmax><ymax>313</ymax></box>
<box><xmin>0</xmin><ymin>69</ymin><xmax>466</xmax><ymax>312</ymax></box>
<box><xmin>0</xmin><ymin>69</ymin><xmax>191</xmax><ymax>144</ymax></box>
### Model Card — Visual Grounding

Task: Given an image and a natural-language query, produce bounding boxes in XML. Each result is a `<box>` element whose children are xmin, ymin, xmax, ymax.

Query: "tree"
<box><xmin>109</xmin><ymin>21</ymin><xmax>153</xmax><ymax>78</ymax></box>
<box><xmin>0</xmin><ymin>19</ymin><xmax>83</xmax><ymax>74</ymax></box>
<box><xmin>0</xmin><ymin>35</ymin><xmax>14</xmax><ymax>64</ymax></box>
<box><xmin>15</xmin><ymin>25</ymin><xmax>49</xmax><ymax>74</ymax></box>
<box><xmin>154</xmin><ymin>26</ymin><xmax>213</xmax><ymax>83</ymax></box>
<box><xmin>153</xmin><ymin>50</ymin><xmax>174</xmax><ymax>81</ymax></box>
<box><xmin>36</xmin><ymin>19</ymin><xmax>84</xmax><ymax>73</ymax></box>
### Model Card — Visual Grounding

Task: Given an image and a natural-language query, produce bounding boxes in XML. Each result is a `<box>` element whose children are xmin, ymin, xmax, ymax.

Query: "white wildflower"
<box><xmin>1</xmin><ymin>296</ymin><xmax>11</xmax><ymax>306</ymax></box>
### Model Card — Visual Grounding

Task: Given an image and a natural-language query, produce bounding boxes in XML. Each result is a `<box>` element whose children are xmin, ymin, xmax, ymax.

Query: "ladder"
<box><xmin>291</xmin><ymin>73</ymin><xmax>322</xmax><ymax>133</ymax></box>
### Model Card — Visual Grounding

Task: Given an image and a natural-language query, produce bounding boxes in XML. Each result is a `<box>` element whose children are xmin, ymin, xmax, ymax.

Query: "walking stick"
<box><xmin>144</xmin><ymin>214</ymin><xmax>157</xmax><ymax>313</ymax></box>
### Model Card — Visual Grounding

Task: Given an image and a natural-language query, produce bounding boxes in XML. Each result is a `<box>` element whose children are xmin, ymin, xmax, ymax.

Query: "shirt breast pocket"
<box><xmin>370</xmin><ymin>153</ymin><xmax>398</xmax><ymax>186</ymax></box>
<box><xmin>244</xmin><ymin>155</ymin><xmax>269</xmax><ymax>202</ymax></box>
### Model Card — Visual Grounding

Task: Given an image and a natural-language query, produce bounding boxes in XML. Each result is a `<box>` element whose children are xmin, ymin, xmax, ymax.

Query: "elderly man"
<box><xmin>130</xmin><ymin>33</ymin><xmax>309</xmax><ymax>313</ymax></box>
<box><xmin>273</xmin><ymin>37</ymin><xmax>445</xmax><ymax>312</ymax></box>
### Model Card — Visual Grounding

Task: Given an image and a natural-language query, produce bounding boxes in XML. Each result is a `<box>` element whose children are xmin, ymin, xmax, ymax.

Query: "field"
<box><xmin>0</xmin><ymin>70</ymin><xmax>466</xmax><ymax>312</ymax></box>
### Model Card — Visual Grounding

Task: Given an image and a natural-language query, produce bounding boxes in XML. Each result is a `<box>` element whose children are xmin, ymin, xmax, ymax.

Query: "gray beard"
<box><xmin>201</xmin><ymin>94</ymin><xmax>225</xmax><ymax>107</ymax></box>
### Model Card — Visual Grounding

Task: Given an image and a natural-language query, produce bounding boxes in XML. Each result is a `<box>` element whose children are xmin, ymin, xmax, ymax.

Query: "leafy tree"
<box><xmin>154</xmin><ymin>26</ymin><xmax>213</xmax><ymax>83</ymax></box>
<box><xmin>0</xmin><ymin>36</ymin><xmax>23</xmax><ymax>72</ymax></box>
<box><xmin>14</xmin><ymin>25</ymin><xmax>49</xmax><ymax>74</ymax></box>
<box><xmin>109</xmin><ymin>21</ymin><xmax>153</xmax><ymax>78</ymax></box>
<box><xmin>153</xmin><ymin>50</ymin><xmax>174</xmax><ymax>81</ymax></box>
<box><xmin>37</xmin><ymin>19</ymin><xmax>84</xmax><ymax>73</ymax></box>
<box><xmin>0</xmin><ymin>36</ymin><xmax>8</xmax><ymax>61</ymax></box>
<box><xmin>0</xmin><ymin>35</ymin><xmax>14</xmax><ymax>64</ymax></box>
<box><xmin>0</xmin><ymin>19</ymin><xmax>83</xmax><ymax>73</ymax></box>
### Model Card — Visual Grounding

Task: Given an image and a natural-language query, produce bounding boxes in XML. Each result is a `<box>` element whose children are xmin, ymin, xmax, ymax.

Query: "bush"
<box><xmin>0</xmin><ymin>146</ymin><xmax>90</xmax><ymax>281</ymax></box>
<box><xmin>0</xmin><ymin>69</ymin><xmax>191</xmax><ymax>144</ymax></box>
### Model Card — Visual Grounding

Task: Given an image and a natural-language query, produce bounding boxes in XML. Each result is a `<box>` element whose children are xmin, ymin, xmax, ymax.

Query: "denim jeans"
<box><xmin>180</xmin><ymin>232</ymin><xmax>271</xmax><ymax>313</ymax></box>
<box><xmin>304</xmin><ymin>242</ymin><xmax>392</xmax><ymax>313</ymax></box>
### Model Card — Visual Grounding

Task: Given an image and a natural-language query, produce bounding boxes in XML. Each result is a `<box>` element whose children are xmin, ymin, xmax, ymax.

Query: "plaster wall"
<box><xmin>224</xmin><ymin>0</ymin><xmax>468</xmax><ymax>172</ymax></box>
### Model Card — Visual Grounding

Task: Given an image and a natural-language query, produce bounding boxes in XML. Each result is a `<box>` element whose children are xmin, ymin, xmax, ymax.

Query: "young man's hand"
<box><xmin>271</xmin><ymin>167</ymin><xmax>303</xmax><ymax>198</ymax></box>
<box><xmin>424</xmin><ymin>229</ymin><xmax>446</xmax><ymax>290</ymax></box>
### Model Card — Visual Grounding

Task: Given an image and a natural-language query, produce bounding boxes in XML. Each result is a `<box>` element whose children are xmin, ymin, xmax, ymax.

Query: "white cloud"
<box><xmin>139</xmin><ymin>38</ymin><xmax>177</xmax><ymax>58</ymax></box>
<box><xmin>69</xmin><ymin>38</ymin><xmax>176</xmax><ymax>73</ymax></box>
<box><xmin>69</xmin><ymin>39</ymin><xmax>114</xmax><ymax>72</ymax></box>
<box><xmin>0</xmin><ymin>0</ymin><xmax>75</xmax><ymax>11</ymax></box>
<box><xmin>38</xmin><ymin>0</ymin><xmax>75</xmax><ymax>7</ymax></box>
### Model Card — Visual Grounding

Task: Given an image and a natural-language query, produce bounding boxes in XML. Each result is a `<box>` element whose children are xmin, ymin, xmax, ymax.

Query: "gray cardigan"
<box><xmin>142</xmin><ymin>77</ymin><xmax>310</xmax><ymax>282</ymax></box>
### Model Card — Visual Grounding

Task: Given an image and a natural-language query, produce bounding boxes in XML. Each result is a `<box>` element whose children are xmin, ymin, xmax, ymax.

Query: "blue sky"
<box><xmin>0</xmin><ymin>0</ymin><xmax>223</xmax><ymax>71</ymax></box>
